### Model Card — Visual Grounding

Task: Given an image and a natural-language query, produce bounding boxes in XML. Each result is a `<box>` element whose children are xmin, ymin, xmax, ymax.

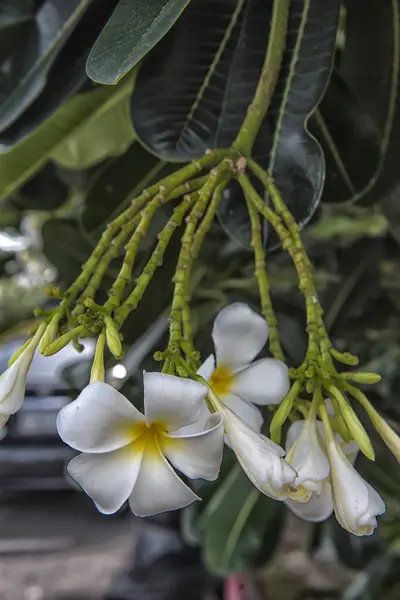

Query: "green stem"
<box><xmin>105</xmin><ymin>192</ymin><xmax>169</xmax><ymax>312</ymax></box>
<box><xmin>245</xmin><ymin>192</ymin><xmax>284</xmax><ymax>361</ymax></box>
<box><xmin>232</xmin><ymin>0</ymin><xmax>290</xmax><ymax>154</ymax></box>
<box><xmin>169</xmin><ymin>168</ymin><xmax>224</xmax><ymax>349</ymax></box>
<box><xmin>115</xmin><ymin>193</ymin><xmax>198</xmax><ymax>326</ymax></box>
<box><xmin>191</xmin><ymin>172</ymin><xmax>231</xmax><ymax>260</ymax></box>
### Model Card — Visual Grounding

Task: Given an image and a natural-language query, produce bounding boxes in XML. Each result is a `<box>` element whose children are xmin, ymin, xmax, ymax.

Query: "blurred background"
<box><xmin>0</xmin><ymin>1</ymin><xmax>400</xmax><ymax>599</ymax></box>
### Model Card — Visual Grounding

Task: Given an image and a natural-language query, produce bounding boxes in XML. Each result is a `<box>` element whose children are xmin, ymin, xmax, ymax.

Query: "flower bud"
<box><xmin>342</xmin><ymin>372</ymin><xmax>381</xmax><ymax>385</ymax></box>
<box><xmin>104</xmin><ymin>317</ymin><xmax>123</xmax><ymax>360</ymax></box>
<box><xmin>329</xmin><ymin>387</ymin><xmax>375</xmax><ymax>461</ymax></box>
<box><xmin>38</xmin><ymin>314</ymin><xmax>61</xmax><ymax>354</ymax></box>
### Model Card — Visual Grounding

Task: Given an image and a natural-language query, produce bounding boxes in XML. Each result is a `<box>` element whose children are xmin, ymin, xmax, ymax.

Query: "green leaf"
<box><xmin>52</xmin><ymin>79</ymin><xmax>135</xmax><ymax>169</ymax></box>
<box><xmin>201</xmin><ymin>465</ymin><xmax>283</xmax><ymax>575</ymax></box>
<box><xmin>81</xmin><ymin>142</ymin><xmax>167</xmax><ymax>236</ymax></box>
<box><xmin>42</xmin><ymin>218</ymin><xmax>94</xmax><ymax>285</ymax></box>
<box><xmin>10</xmin><ymin>163</ymin><xmax>69</xmax><ymax>211</ymax></box>
<box><xmin>0</xmin><ymin>0</ymin><xmax>120</xmax><ymax>149</ymax></box>
<box><xmin>0</xmin><ymin>1</ymin><xmax>35</xmax><ymax>63</ymax></box>
<box><xmin>0</xmin><ymin>0</ymin><xmax>93</xmax><ymax>134</ymax></box>
<box><xmin>86</xmin><ymin>0</ymin><xmax>192</xmax><ymax>85</ymax></box>
<box><xmin>0</xmin><ymin>76</ymin><xmax>134</xmax><ymax>202</ymax></box>
<box><xmin>131</xmin><ymin>0</ymin><xmax>341</xmax><ymax>247</ymax></box>
<box><xmin>320</xmin><ymin>0</ymin><xmax>400</xmax><ymax>207</ymax></box>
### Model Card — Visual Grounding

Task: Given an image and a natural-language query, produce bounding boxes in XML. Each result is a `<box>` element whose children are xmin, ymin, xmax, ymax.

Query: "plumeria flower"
<box><xmin>0</xmin><ymin>323</ymin><xmax>46</xmax><ymax>426</ymax></box>
<box><xmin>197</xmin><ymin>303</ymin><xmax>290</xmax><ymax>433</ymax></box>
<box><xmin>57</xmin><ymin>372</ymin><xmax>224</xmax><ymax>517</ymax></box>
<box><xmin>208</xmin><ymin>387</ymin><xmax>296</xmax><ymax>500</ymax></box>
<box><xmin>325</xmin><ymin>425</ymin><xmax>385</xmax><ymax>536</ymax></box>
<box><xmin>284</xmin><ymin>418</ymin><xmax>333</xmax><ymax>522</ymax></box>
<box><xmin>285</xmin><ymin>418</ymin><xmax>330</xmax><ymax>502</ymax></box>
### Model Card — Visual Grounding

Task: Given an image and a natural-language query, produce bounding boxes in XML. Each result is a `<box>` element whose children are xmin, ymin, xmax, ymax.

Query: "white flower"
<box><xmin>209</xmin><ymin>389</ymin><xmax>296</xmax><ymax>500</ymax></box>
<box><xmin>57</xmin><ymin>373</ymin><xmax>224</xmax><ymax>517</ymax></box>
<box><xmin>285</xmin><ymin>480</ymin><xmax>334</xmax><ymax>523</ymax></box>
<box><xmin>197</xmin><ymin>303</ymin><xmax>290</xmax><ymax>433</ymax></box>
<box><xmin>284</xmin><ymin>418</ymin><xmax>333</xmax><ymax>522</ymax></box>
<box><xmin>0</xmin><ymin>324</ymin><xmax>45</xmax><ymax>425</ymax></box>
<box><xmin>326</xmin><ymin>431</ymin><xmax>385</xmax><ymax>536</ymax></box>
<box><xmin>285</xmin><ymin>419</ymin><xmax>330</xmax><ymax>501</ymax></box>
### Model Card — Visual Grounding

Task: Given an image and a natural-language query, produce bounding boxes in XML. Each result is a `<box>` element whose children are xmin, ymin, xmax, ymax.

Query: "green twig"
<box><xmin>245</xmin><ymin>191</ymin><xmax>284</xmax><ymax>361</ymax></box>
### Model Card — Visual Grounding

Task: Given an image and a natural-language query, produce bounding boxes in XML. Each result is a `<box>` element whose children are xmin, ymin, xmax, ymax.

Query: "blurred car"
<box><xmin>0</xmin><ymin>338</ymin><xmax>95</xmax><ymax>492</ymax></box>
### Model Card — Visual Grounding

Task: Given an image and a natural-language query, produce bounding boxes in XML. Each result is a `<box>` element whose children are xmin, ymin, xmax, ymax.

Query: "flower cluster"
<box><xmin>0</xmin><ymin>303</ymin><xmax>397</xmax><ymax>537</ymax></box>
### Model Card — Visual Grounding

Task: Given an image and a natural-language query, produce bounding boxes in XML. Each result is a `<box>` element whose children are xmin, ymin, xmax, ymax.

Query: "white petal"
<box><xmin>212</xmin><ymin>303</ymin><xmax>269</xmax><ymax>371</ymax></box>
<box><xmin>160</xmin><ymin>413</ymin><xmax>224</xmax><ymax>481</ymax></box>
<box><xmin>0</xmin><ymin>413</ymin><xmax>9</xmax><ymax>427</ymax></box>
<box><xmin>0</xmin><ymin>345</ymin><xmax>35</xmax><ymax>414</ymax></box>
<box><xmin>234</xmin><ymin>359</ymin><xmax>290</xmax><ymax>405</ymax></box>
<box><xmin>220</xmin><ymin>402</ymin><xmax>296</xmax><ymax>500</ymax></box>
<box><xmin>285</xmin><ymin>481</ymin><xmax>334</xmax><ymax>523</ymax></box>
<box><xmin>327</xmin><ymin>437</ymin><xmax>385</xmax><ymax>536</ymax></box>
<box><xmin>224</xmin><ymin>393</ymin><xmax>264</xmax><ymax>433</ymax></box>
<box><xmin>129</xmin><ymin>442</ymin><xmax>199</xmax><ymax>517</ymax></box>
<box><xmin>143</xmin><ymin>371</ymin><xmax>207</xmax><ymax>431</ymax></box>
<box><xmin>285</xmin><ymin>420</ymin><xmax>304</xmax><ymax>451</ymax></box>
<box><xmin>197</xmin><ymin>355</ymin><xmax>215</xmax><ymax>381</ymax></box>
<box><xmin>67</xmin><ymin>446</ymin><xmax>142</xmax><ymax>514</ymax></box>
<box><xmin>57</xmin><ymin>382</ymin><xmax>144</xmax><ymax>453</ymax></box>
<box><xmin>174</xmin><ymin>401</ymin><xmax>212</xmax><ymax>436</ymax></box>
<box><xmin>286</xmin><ymin>419</ymin><xmax>330</xmax><ymax>491</ymax></box>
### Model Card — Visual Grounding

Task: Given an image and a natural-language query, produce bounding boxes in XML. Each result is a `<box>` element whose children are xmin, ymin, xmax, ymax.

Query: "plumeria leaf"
<box><xmin>131</xmin><ymin>0</ymin><xmax>340</xmax><ymax>247</ymax></box>
<box><xmin>81</xmin><ymin>142</ymin><xmax>168</xmax><ymax>237</ymax></box>
<box><xmin>42</xmin><ymin>218</ymin><xmax>96</xmax><ymax>286</ymax></box>
<box><xmin>86</xmin><ymin>0</ymin><xmax>193</xmax><ymax>85</ymax></box>
<box><xmin>0</xmin><ymin>1</ymin><xmax>35</xmax><ymax>63</ymax></box>
<box><xmin>0</xmin><ymin>0</ymin><xmax>93</xmax><ymax>135</ymax></box>
<box><xmin>0</xmin><ymin>0</ymin><xmax>120</xmax><ymax>149</ymax></box>
<box><xmin>192</xmin><ymin>465</ymin><xmax>283</xmax><ymax>575</ymax></box>
<box><xmin>52</xmin><ymin>74</ymin><xmax>136</xmax><ymax>170</ymax></box>
<box><xmin>313</xmin><ymin>0</ymin><xmax>400</xmax><ymax>208</ymax></box>
<box><xmin>0</xmin><ymin>76</ymin><xmax>134</xmax><ymax>202</ymax></box>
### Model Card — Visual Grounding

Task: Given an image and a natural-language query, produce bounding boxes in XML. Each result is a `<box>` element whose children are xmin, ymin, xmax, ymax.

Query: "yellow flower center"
<box><xmin>209</xmin><ymin>365</ymin><xmax>235</xmax><ymax>397</ymax></box>
<box><xmin>124</xmin><ymin>421</ymin><xmax>166</xmax><ymax>454</ymax></box>
<box><xmin>123</xmin><ymin>421</ymin><xmax>181</xmax><ymax>457</ymax></box>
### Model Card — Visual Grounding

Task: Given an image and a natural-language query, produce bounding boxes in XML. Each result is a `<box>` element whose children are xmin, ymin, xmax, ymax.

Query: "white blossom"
<box><xmin>0</xmin><ymin>324</ymin><xmax>45</xmax><ymax>425</ymax></box>
<box><xmin>57</xmin><ymin>373</ymin><xmax>224</xmax><ymax>517</ymax></box>
<box><xmin>284</xmin><ymin>418</ymin><xmax>333</xmax><ymax>522</ymax></box>
<box><xmin>196</xmin><ymin>303</ymin><xmax>290</xmax><ymax>433</ymax></box>
<box><xmin>285</xmin><ymin>419</ymin><xmax>330</xmax><ymax>501</ymax></box>
<box><xmin>209</xmin><ymin>389</ymin><xmax>296</xmax><ymax>500</ymax></box>
<box><xmin>326</xmin><ymin>429</ymin><xmax>385</xmax><ymax>536</ymax></box>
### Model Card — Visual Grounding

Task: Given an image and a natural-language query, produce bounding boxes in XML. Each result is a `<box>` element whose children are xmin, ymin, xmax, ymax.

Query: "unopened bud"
<box><xmin>329</xmin><ymin>386</ymin><xmax>375</xmax><ymax>461</ymax></box>
<box><xmin>342</xmin><ymin>371</ymin><xmax>381</xmax><ymax>385</ymax></box>
<box><xmin>44</xmin><ymin>325</ymin><xmax>84</xmax><ymax>356</ymax></box>
<box><xmin>270</xmin><ymin>381</ymin><xmax>301</xmax><ymax>444</ymax></box>
<box><xmin>39</xmin><ymin>314</ymin><xmax>61</xmax><ymax>354</ymax></box>
<box><xmin>104</xmin><ymin>317</ymin><xmax>123</xmax><ymax>360</ymax></box>
<box><xmin>90</xmin><ymin>332</ymin><xmax>106</xmax><ymax>383</ymax></box>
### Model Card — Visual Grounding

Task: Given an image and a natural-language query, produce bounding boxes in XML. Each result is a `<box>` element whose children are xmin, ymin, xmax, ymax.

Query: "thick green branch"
<box><xmin>232</xmin><ymin>0</ymin><xmax>290</xmax><ymax>155</ymax></box>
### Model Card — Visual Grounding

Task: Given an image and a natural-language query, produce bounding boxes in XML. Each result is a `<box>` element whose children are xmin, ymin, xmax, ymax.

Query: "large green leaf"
<box><xmin>201</xmin><ymin>465</ymin><xmax>283</xmax><ymax>575</ymax></box>
<box><xmin>316</xmin><ymin>0</ymin><xmax>400</xmax><ymax>207</ymax></box>
<box><xmin>308</xmin><ymin>72</ymin><xmax>381</xmax><ymax>204</ymax></box>
<box><xmin>52</xmin><ymin>77</ymin><xmax>135</xmax><ymax>169</ymax></box>
<box><xmin>131</xmin><ymin>0</ymin><xmax>340</xmax><ymax>247</ymax></box>
<box><xmin>0</xmin><ymin>76</ymin><xmax>134</xmax><ymax>202</ymax></box>
<box><xmin>0</xmin><ymin>0</ymin><xmax>120</xmax><ymax>149</ymax></box>
<box><xmin>86</xmin><ymin>0</ymin><xmax>193</xmax><ymax>85</ymax></box>
<box><xmin>0</xmin><ymin>1</ymin><xmax>35</xmax><ymax>63</ymax></box>
<box><xmin>81</xmin><ymin>142</ymin><xmax>167</xmax><ymax>237</ymax></box>
<box><xmin>0</xmin><ymin>0</ymin><xmax>93</xmax><ymax>134</ymax></box>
